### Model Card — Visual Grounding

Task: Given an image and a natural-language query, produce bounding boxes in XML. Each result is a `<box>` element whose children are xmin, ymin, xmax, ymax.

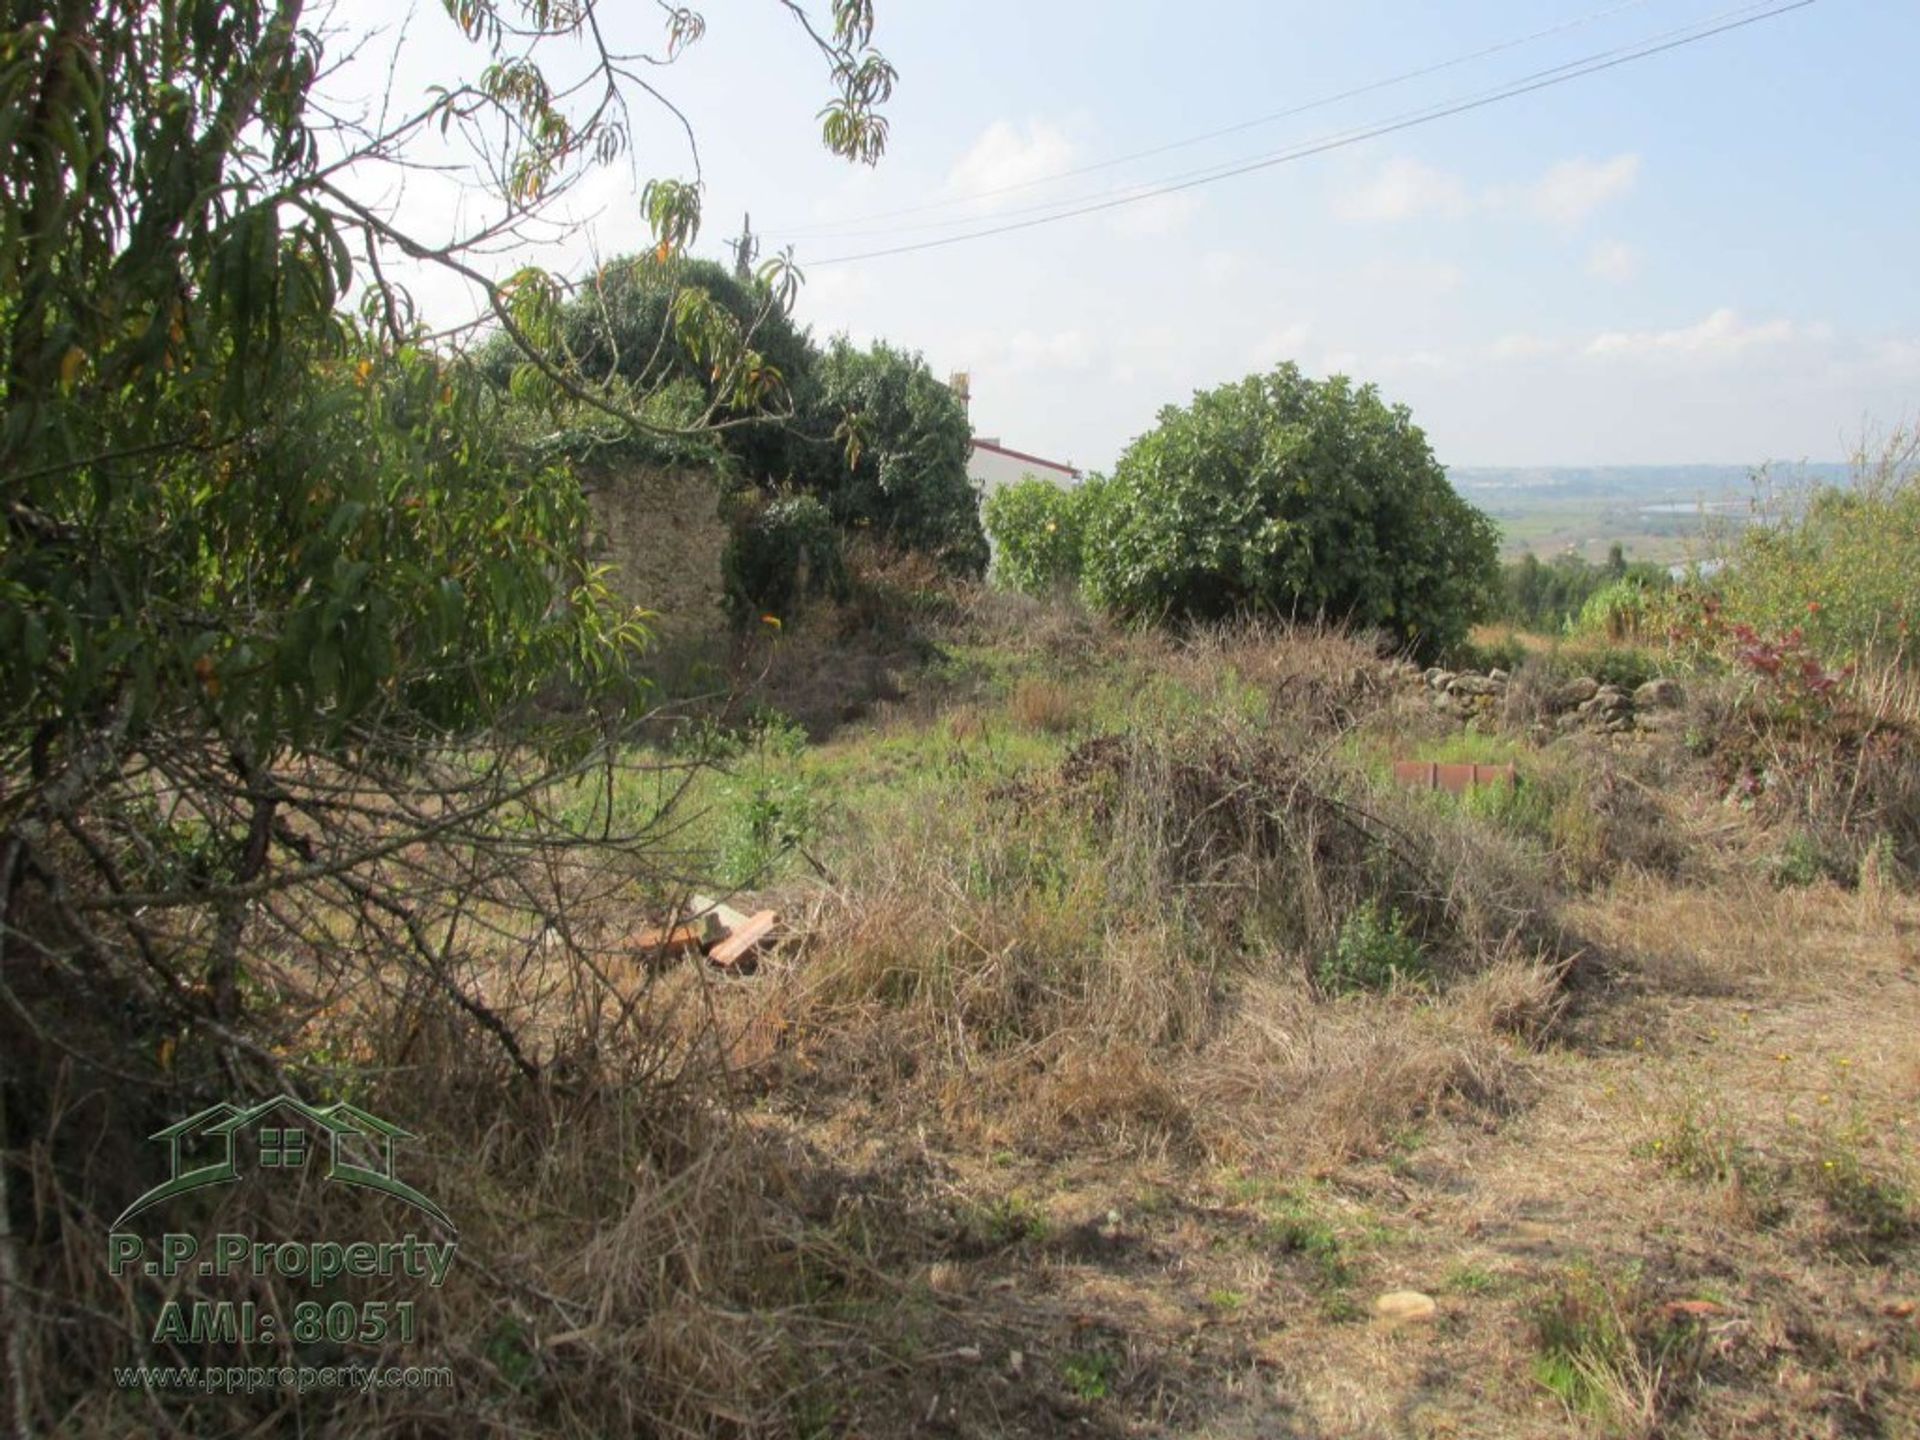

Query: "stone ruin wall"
<box><xmin>578</xmin><ymin>460</ymin><xmax>729</xmax><ymax>648</ymax></box>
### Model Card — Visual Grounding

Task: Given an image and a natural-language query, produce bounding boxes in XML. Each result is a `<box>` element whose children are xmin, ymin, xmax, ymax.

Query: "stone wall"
<box><xmin>578</xmin><ymin>460</ymin><xmax>729</xmax><ymax>646</ymax></box>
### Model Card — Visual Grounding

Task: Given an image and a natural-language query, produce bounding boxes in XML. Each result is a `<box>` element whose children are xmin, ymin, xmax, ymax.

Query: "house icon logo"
<box><xmin>113</xmin><ymin>1095</ymin><xmax>455</xmax><ymax>1233</ymax></box>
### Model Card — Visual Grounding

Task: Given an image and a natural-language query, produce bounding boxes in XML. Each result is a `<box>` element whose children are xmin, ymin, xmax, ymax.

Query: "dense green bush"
<box><xmin>809</xmin><ymin>338</ymin><xmax>988</xmax><ymax>576</ymax></box>
<box><xmin>1719</xmin><ymin>437</ymin><xmax>1920</xmax><ymax>665</ymax></box>
<box><xmin>1080</xmin><ymin>364</ymin><xmax>1498</xmax><ymax>654</ymax></box>
<box><xmin>722</xmin><ymin>492</ymin><xmax>847</xmax><ymax>621</ymax></box>
<box><xmin>983</xmin><ymin>474</ymin><xmax>1103</xmax><ymax>594</ymax></box>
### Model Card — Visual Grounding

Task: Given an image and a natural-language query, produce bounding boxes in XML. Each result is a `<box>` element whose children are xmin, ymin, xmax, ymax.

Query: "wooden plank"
<box><xmin>708</xmin><ymin>910</ymin><xmax>778</xmax><ymax>971</ymax></box>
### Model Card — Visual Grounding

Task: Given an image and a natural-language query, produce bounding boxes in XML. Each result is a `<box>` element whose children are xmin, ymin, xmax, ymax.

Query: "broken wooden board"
<box><xmin>708</xmin><ymin>910</ymin><xmax>778</xmax><ymax>971</ymax></box>
<box><xmin>1390</xmin><ymin>760</ymin><xmax>1516</xmax><ymax>794</ymax></box>
<box><xmin>630</xmin><ymin>911</ymin><xmax>724</xmax><ymax>963</ymax></box>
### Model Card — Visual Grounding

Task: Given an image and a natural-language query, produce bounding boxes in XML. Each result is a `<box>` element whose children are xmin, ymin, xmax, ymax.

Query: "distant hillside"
<box><xmin>1446</xmin><ymin>462</ymin><xmax>1854</xmax><ymax>563</ymax></box>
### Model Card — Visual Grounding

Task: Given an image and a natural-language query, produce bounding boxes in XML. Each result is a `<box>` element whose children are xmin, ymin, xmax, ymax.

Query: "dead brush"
<box><xmin>1164</xmin><ymin>618</ymin><xmax>1400</xmax><ymax>737</ymax></box>
<box><xmin>777</xmin><ymin>710</ymin><xmax>1571</xmax><ymax>1161</ymax></box>
<box><xmin>1007</xmin><ymin>676</ymin><xmax>1081</xmax><ymax>734</ymax></box>
<box><xmin>1685</xmin><ymin>659</ymin><xmax>1920</xmax><ymax>879</ymax></box>
<box><xmin>30</xmin><ymin>985</ymin><xmax>897</xmax><ymax>1440</ymax></box>
<box><xmin>1180</xmin><ymin>959</ymin><xmax>1551</xmax><ymax>1169</ymax></box>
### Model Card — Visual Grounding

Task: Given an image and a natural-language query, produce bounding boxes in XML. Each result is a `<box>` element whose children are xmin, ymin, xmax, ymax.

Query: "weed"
<box><xmin>1639</xmin><ymin>1101</ymin><xmax>1786</xmax><ymax>1227</ymax></box>
<box><xmin>1807</xmin><ymin>1141</ymin><xmax>1915</xmax><ymax>1257</ymax></box>
<box><xmin>1260</xmin><ymin>1196</ymin><xmax>1352</xmax><ymax>1291</ymax></box>
<box><xmin>959</xmin><ymin>1192</ymin><xmax>1051</xmax><ymax>1250</ymax></box>
<box><xmin>717</xmin><ymin>712</ymin><xmax>816</xmax><ymax>884</ymax></box>
<box><xmin>1772</xmin><ymin>832</ymin><xmax>1828</xmax><ymax>888</ymax></box>
<box><xmin>1442</xmin><ymin>1261</ymin><xmax>1500</xmax><ymax>1296</ymax></box>
<box><xmin>1639</xmin><ymin>1101</ymin><xmax>1748</xmax><ymax>1186</ymax></box>
<box><xmin>1529</xmin><ymin>1262</ymin><xmax>1705</xmax><ymax>1429</ymax></box>
<box><xmin>1206</xmin><ymin>1288</ymin><xmax>1248</xmax><ymax>1312</ymax></box>
<box><xmin>1060</xmin><ymin>1347</ymin><xmax>1118</xmax><ymax>1402</ymax></box>
<box><xmin>1317</xmin><ymin>901</ymin><xmax>1429</xmax><ymax>996</ymax></box>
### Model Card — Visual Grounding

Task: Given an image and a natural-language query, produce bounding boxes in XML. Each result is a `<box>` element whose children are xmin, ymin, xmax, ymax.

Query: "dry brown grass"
<box><xmin>35</xmin><ymin>594</ymin><xmax>1920</xmax><ymax>1438</ymax></box>
<box><xmin>1006</xmin><ymin>676</ymin><xmax>1080</xmax><ymax>734</ymax></box>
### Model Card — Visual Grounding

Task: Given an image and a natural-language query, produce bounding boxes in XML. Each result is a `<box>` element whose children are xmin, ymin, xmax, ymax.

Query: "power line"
<box><xmin>797</xmin><ymin>0</ymin><xmax>1813</xmax><ymax>268</ymax></box>
<box><xmin>771</xmin><ymin>0</ymin><xmax>1661</xmax><ymax>240</ymax></box>
<box><xmin>785</xmin><ymin>0</ymin><xmax>1780</xmax><ymax>248</ymax></box>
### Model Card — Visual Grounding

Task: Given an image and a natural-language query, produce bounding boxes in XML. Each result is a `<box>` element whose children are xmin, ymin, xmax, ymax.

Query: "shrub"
<box><xmin>479</xmin><ymin>254</ymin><xmax>820</xmax><ymax>484</ymax></box>
<box><xmin>984</xmin><ymin>475</ymin><xmax>1104</xmax><ymax>594</ymax></box>
<box><xmin>1571</xmin><ymin>577</ymin><xmax>1659</xmax><ymax>644</ymax></box>
<box><xmin>723</xmin><ymin>492</ymin><xmax>847</xmax><ymax>621</ymax></box>
<box><xmin>1718</xmin><ymin>432</ymin><xmax>1920</xmax><ymax>667</ymax></box>
<box><xmin>1081</xmin><ymin>364</ymin><xmax>1498</xmax><ymax>655</ymax></box>
<box><xmin>1316</xmin><ymin>902</ymin><xmax>1429</xmax><ymax>995</ymax></box>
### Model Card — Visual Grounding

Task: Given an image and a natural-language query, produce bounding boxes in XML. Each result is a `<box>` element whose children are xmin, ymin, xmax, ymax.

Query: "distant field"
<box><xmin>1448</xmin><ymin>461</ymin><xmax>1850</xmax><ymax>564</ymax></box>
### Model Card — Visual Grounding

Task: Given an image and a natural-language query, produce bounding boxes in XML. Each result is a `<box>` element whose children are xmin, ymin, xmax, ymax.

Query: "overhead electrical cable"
<box><xmin>770</xmin><ymin>0</ymin><xmax>1663</xmax><ymax>240</ymax></box>
<box><xmin>796</xmin><ymin>0</ymin><xmax>1814</xmax><ymax>267</ymax></box>
<box><xmin>782</xmin><ymin>0</ymin><xmax>1785</xmax><ymax>248</ymax></box>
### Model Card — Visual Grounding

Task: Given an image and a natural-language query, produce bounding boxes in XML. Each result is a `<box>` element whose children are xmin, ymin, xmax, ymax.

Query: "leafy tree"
<box><xmin>1498</xmin><ymin>550</ymin><xmax>1669</xmax><ymax>632</ymax></box>
<box><xmin>1080</xmin><ymin>364</ymin><xmax>1498</xmax><ymax>653</ymax></box>
<box><xmin>0</xmin><ymin>3</ymin><xmax>897</xmax><ymax>1424</ymax></box>
<box><xmin>809</xmin><ymin>338</ymin><xmax>988</xmax><ymax>576</ymax></box>
<box><xmin>479</xmin><ymin>254</ymin><xmax>825</xmax><ymax>484</ymax></box>
<box><xmin>983</xmin><ymin>474</ymin><xmax>1104</xmax><ymax>594</ymax></box>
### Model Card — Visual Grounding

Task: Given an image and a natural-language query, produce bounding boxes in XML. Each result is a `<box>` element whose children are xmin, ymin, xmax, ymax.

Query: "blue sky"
<box><xmin>329</xmin><ymin>0</ymin><xmax>1919</xmax><ymax>472</ymax></box>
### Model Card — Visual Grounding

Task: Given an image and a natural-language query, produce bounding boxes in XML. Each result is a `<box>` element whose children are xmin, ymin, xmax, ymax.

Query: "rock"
<box><xmin>1488</xmin><ymin>668</ymin><xmax>1511</xmax><ymax>683</ymax></box>
<box><xmin>1549</xmin><ymin>677</ymin><xmax>1599</xmax><ymax>710</ymax></box>
<box><xmin>1373</xmin><ymin>1290</ymin><xmax>1438</xmax><ymax>1326</ymax></box>
<box><xmin>1425</xmin><ymin>668</ymin><xmax>1456</xmax><ymax>691</ymax></box>
<box><xmin>1447</xmin><ymin>673</ymin><xmax>1502</xmax><ymax>697</ymax></box>
<box><xmin>1634</xmin><ymin>678</ymin><xmax>1684</xmax><ymax>709</ymax></box>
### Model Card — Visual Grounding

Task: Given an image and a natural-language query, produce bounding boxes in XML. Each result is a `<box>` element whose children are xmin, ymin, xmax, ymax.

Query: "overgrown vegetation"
<box><xmin>7</xmin><ymin>5</ymin><xmax>1919</xmax><ymax>1437</ymax></box>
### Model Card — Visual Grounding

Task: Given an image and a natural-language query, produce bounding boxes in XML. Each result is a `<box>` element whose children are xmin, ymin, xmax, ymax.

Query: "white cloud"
<box><xmin>1520</xmin><ymin>154</ymin><xmax>1640</xmax><ymax>227</ymax></box>
<box><xmin>1113</xmin><ymin>190</ymin><xmax>1202</xmax><ymax>237</ymax></box>
<box><xmin>1250</xmin><ymin>322</ymin><xmax>1313</xmax><ymax>367</ymax></box>
<box><xmin>1334</xmin><ymin>157</ymin><xmax>1470</xmax><ymax>222</ymax></box>
<box><xmin>1586</xmin><ymin>239</ymin><xmax>1639</xmax><ymax>284</ymax></box>
<box><xmin>1586</xmin><ymin>307</ymin><xmax>1795</xmax><ymax>360</ymax></box>
<box><xmin>1377</xmin><ymin>349</ymin><xmax>1451</xmax><ymax>375</ymax></box>
<box><xmin>1360</xmin><ymin>256</ymin><xmax>1464</xmax><ymax>296</ymax></box>
<box><xmin>945</xmin><ymin>120</ymin><xmax>1076</xmax><ymax>206</ymax></box>
<box><xmin>959</xmin><ymin>327</ymin><xmax>1094</xmax><ymax>376</ymax></box>
<box><xmin>1490</xmin><ymin>333</ymin><xmax>1563</xmax><ymax>360</ymax></box>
